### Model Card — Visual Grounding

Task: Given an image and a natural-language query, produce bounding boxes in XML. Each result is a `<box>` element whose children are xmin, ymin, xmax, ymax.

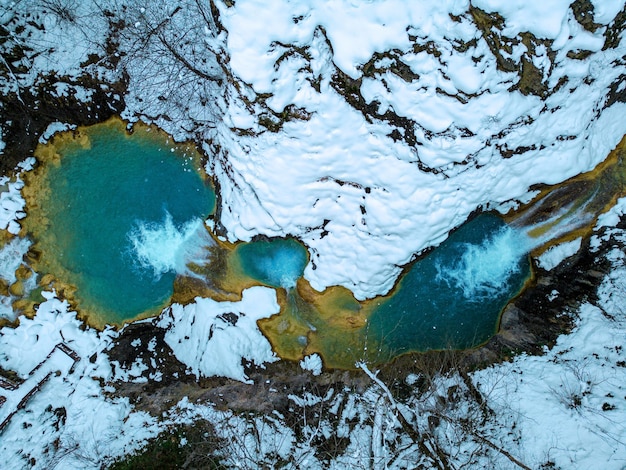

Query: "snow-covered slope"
<box><xmin>120</xmin><ymin>0</ymin><xmax>626</xmax><ymax>299</ymax></box>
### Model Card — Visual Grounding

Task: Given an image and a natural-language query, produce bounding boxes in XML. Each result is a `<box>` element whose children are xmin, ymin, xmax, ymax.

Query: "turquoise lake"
<box><xmin>364</xmin><ymin>214</ymin><xmax>531</xmax><ymax>362</ymax></box>
<box><xmin>247</xmin><ymin>214</ymin><xmax>532</xmax><ymax>368</ymax></box>
<box><xmin>29</xmin><ymin>121</ymin><xmax>530</xmax><ymax>364</ymax></box>
<box><xmin>37</xmin><ymin>123</ymin><xmax>215</xmax><ymax>324</ymax></box>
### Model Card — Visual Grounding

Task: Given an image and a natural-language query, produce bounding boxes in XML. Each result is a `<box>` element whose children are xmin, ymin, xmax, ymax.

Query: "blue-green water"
<box><xmin>38</xmin><ymin>123</ymin><xmax>215</xmax><ymax>323</ymax></box>
<box><xmin>235</xmin><ymin>238</ymin><xmax>308</xmax><ymax>288</ymax></box>
<box><xmin>364</xmin><ymin>214</ymin><xmax>530</xmax><ymax>362</ymax></box>
<box><xmin>253</xmin><ymin>214</ymin><xmax>532</xmax><ymax>368</ymax></box>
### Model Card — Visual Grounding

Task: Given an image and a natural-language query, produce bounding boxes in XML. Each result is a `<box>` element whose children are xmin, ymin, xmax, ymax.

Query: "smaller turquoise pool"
<box><xmin>234</xmin><ymin>238</ymin><xmax>308</xmax><ymax>288</ymax></box>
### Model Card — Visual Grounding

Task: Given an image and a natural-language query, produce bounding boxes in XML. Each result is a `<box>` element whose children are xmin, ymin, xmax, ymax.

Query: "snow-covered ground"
<box><xmin>157</xmin><ymin>286</ymin><xmax>280</xmax><ymax>383</ymax></box>
<box><xmin>0</xmin><ymin>159</ymin><xmax>34</xmax><ymax>236</ymax></box>
<box><xmin>203</xmin><ymin>0</ymin><xmax>626</xmax><ymax>299</ymax></box>
<box><xmin>0</xmin><ymin>293</ymin><xmax>161</xmax><ymax>469</ymax></box>
<box><xmin>2</xmin><ymin>248</ymin><xmax>624</xmax><ymax>469</ymax></box>
<box><xmin>0</xmin><ymin>0</ymin><xmax>625</xmax><ymax>468</ymax></box>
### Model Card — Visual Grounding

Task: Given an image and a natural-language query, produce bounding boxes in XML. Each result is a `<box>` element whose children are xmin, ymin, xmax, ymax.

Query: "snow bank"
<box><xmin>300</xmin><ymin>353</ymin><xmax>323</xmax><ymax>376</ymax></box>
<box><xmin>595</xmin><ymin>195</ymin><xmax>626</xmax><ymax>230</ymax></box>
<box><xmin>0</xmin><ymin>293</ymin><xmax>160</xmax><ymax>469</ymax></box>
<box><xmin>536</xmin><ymin>237</ymin><xmax>583</xmax><ymax>270</ymax></box>
<box><xmin>0</xmin><ymin>236</ymin><xmax>34</xmax><ymax>321</ymax></box>
<box><xmin>209</xmin><ymin>0</ymin><xmax>626</xmax><ymax>299</ymax></box>
<box><xmin>0</xmin><ymin>179</ymin><xmax>26</xmax><ymax>235</ymax></box>
<box><xmin>158</xmin><ymin>287</ymin><xmax>280</xmax><ymax>383</ymax></box>
<box><xmin>472</xmin><ymin>287</ymin><xmax>626</xmax><ymax>468</ymax></box>
<box><xmin>0</xmin><ymin>158</ymin><xmax>35</xmax><ymax>235</ymax></box>
<box><xmin>39</xmin><ymin>122</ymin><xmax>75</xmax><ymax>144</ymax></box>
<box><xmin>0</xmin><ymin>237</ymin><xmax>31</xmax><ymax>287</ymax></box>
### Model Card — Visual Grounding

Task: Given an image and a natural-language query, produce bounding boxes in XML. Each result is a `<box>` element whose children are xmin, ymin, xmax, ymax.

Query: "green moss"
<box><xmin>108</xmin><ymin>422</ymin><xmax>225</xmax><ymax>470</ymax></box>
<box><xmin>109</xmin><ymin>438</ymin><xmax>183</xmax><ymax>470</ymax></box>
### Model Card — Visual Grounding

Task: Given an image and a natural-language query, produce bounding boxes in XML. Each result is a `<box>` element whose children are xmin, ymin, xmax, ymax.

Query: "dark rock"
<box><xmin>570</xmin><ymin>0</ymin><xmax>601</xmax><ymax>33</ymax></box>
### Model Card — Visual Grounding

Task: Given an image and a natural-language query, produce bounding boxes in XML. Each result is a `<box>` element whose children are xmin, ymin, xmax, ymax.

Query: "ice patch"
<box><xmin>127</xmin><ymin>211</ymin><xmax>213</xmax><ymax>280</ymax></box>
<box><xmin>537</xmin><ymin>237</ymin><xmax>582</xmax><ymax>271</ymax></box>
<box><xmin>300</xmin><ymin>353</ymin><xmax>323</xmax><ymax>376</ymax></box>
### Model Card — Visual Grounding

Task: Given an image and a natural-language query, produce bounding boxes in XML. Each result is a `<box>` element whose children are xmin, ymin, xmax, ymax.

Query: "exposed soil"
<box><xmin>0</xmin><ymin>74</ymin><xmax>126</xmax><ymax>175</ymax></box>
<box><xmin>106</xmin><ymin>321</ymin><xmax>371</xmax><ymax>416</ymax></box>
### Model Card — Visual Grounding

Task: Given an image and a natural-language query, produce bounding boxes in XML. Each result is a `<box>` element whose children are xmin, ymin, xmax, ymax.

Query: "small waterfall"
<box><xmin>127</xmin><ymin>211</ymin><xmax>214</xmax><ymax>280</ymax></box>
<box><xmin>510</xmin><ymin>182</ymin><xmax>598</xmax><ymax>248</ymax></box>
<box><xmin>436</xmin><ymin>226</ymin><xmax>531</xmax><ymax>300</ymax></box>
<box><xmin>436</xmin><ymin>189</ymin><xmax>596</xmax><ymax>301</ymax></box>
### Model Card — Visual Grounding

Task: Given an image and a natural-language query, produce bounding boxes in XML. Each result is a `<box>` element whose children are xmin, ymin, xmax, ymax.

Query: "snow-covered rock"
<box><xmin>204</xmin><ymin>0</ymin><xmax>626</xmax><ymax>299</ymax></box>
<box><xmin>157</xmin><ymin>286</ymin><xmax>280</xmax><ymax>383</ymax></box>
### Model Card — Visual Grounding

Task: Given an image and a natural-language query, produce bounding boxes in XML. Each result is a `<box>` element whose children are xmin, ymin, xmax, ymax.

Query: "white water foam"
<box><xmin>511</xmin><ymin>185</ymin><xmax>597</xmax><ymax>247</ymax></box>
<box><xmin>439</xmin><ymin>197</ymin><xmax>593</xmax><ymax>300</ymax></box>
<box><xmin>438</xmin><ymin>226</ymin><xmax>530</xmax><ymax>300</ymax></box>
<box><xmin>127</xmin><ymin>212</ymin><xmax>213</xmax><ymax>279</ymax></box>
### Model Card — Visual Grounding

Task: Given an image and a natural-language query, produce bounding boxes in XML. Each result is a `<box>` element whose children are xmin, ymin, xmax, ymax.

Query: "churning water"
<box><xmin>127</xmin><ymin>212</ymin><xmax>214</xmax><ymax>280</ymax></box>
<box><xmin>364</xmin><ymin>197</ymin><xmax>600</xmax><ymax>363</ymax></box>
<box><xmin>340</xmin><ymin>214</ymin><xmax>532</xmax><ymax>365</ymax></box>
<box><xmin>438</xmin><ymin>225</ymin><xmax>528</xmax><ymax>301</ymax></box>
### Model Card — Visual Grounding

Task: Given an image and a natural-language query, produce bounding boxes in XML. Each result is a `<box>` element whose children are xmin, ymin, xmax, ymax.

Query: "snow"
<box><xmin>0</xmin><ymin>294</ymin><xmax>161</xmax><ymax>469</ymax></box>
<box><xmin>39</xmin><ymin>122</ymin><xmax>75</xmax><ymax>144</ymax></box>
<box><xmin>537</xmin><ymin>237</ymin><xmax>583</xmax><ymax>270</ymax></box>
<box><xmin>0</xmin><ymin>157</ymin><xmax>34</xmax><ymax>237</ymax></box>
<box><xmin>591</xmin><ymin>197</ymin><xmax>626</xmax><ymax>251</ymax></box>
<box><xmin>471</xmin><ymin>258</ymin><xmax>626</xmax><ymax>469</ymax></box>
<box><xmin>157</xmin><ymin>286</ymin><xmax>280</xmax><ymax>383</ymax></box>
<box><xmin>0</xmin><ymin>345</ymin><xmax>76</xmax><ymax>429</ymax></box>
<box><xmin>0</xmin><ymin>177</ymin><xmax>27</xmax><ymax>235</ymax></box>
<box><xmin>0</xmin><ymin>237</ymin><xmax>31</xmax><ymax>286</ymax></box>
<box><xmin>472</xmin><ymin>0</ymin><xmax>573</xmax><ymax>38</ymax></box>
<box><xmin>0</xmin><ymin>1</ymin><xmax>626</xmax><ymax>467</ymax></box>
<box><xmin>592</xmin><ymin>0</ymin><xmax>626</xmax><ymax>24</ymax></box>
<box><xmin>111</xmin><ymin>357</ymin><xmax>150</xmax><ymax>384</ymax></box>
<box><xmin>596</xmin><ymin>196</ymin><xmax>626</xmax><ymax>230</ymax></box>
<box><xmin>300</xmin><ymin>353</ymin><xmax>323</xmax><ymax>376</ymax></box>
<box><xmin>212</xmin><ymin>0</ymin><xmax>626</xmax><ymax>299</ymax></box>
<box><xmin>0</xmin><ymin>236</ymin><xmax>33</xmax><ymax>321</ymax></box>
